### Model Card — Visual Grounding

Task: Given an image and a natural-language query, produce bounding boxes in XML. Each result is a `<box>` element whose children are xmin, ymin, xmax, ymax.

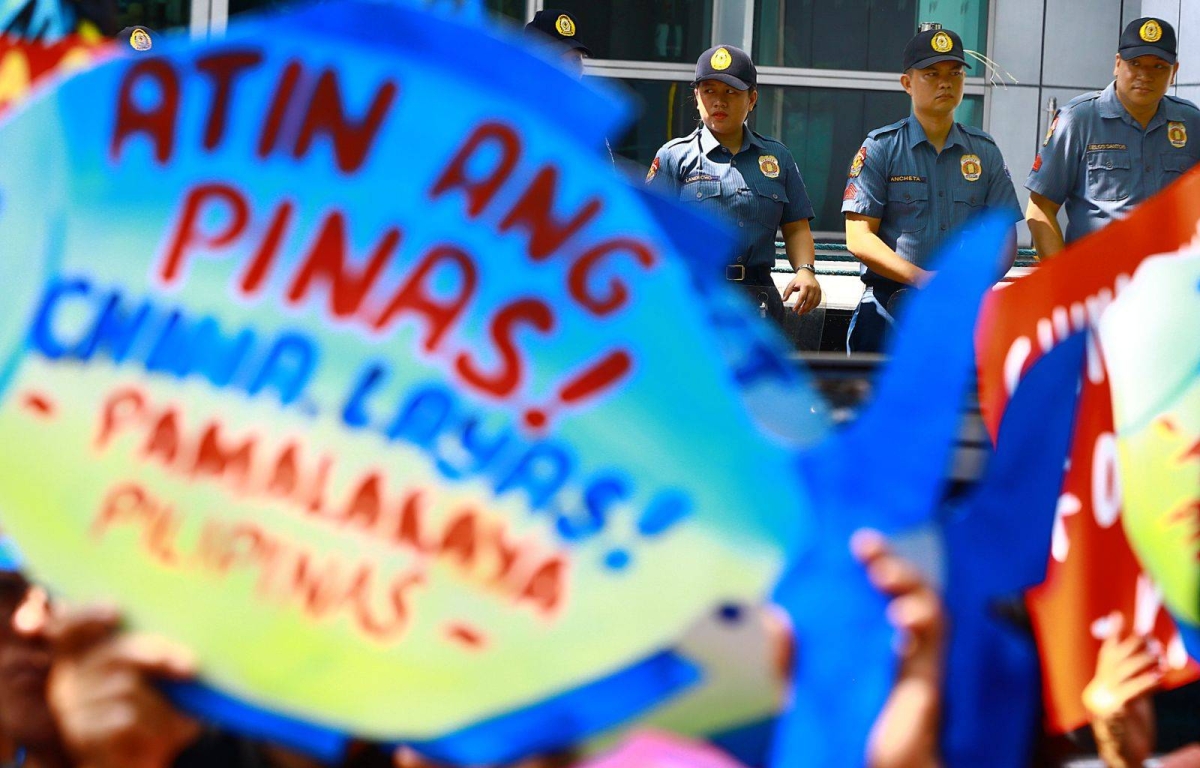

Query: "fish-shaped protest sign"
<box><xmin>1097</xmin><ymin>249</ymin><xmax>1200</xmax><ymax>659</ymax></box>
<box><xmin>0</xmin><ymin>0</ymin><xmax>1028</xmax><ymax>763</ymax></box>
<box><xmin>0</xmin><ymin>0</ymin><xmax>834</xmax><ymax>757</ymax></box>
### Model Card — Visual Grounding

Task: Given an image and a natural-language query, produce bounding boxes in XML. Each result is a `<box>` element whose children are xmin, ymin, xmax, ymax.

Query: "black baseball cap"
<box><xmin>118</xmin><ymin>25</ymin><xmax>154</xmax><ymax>52</ymax></box>
<box><xmin>693</xmin><ymin>44</ymin><xmax>756</xmax><ymax>90</ymax></box>
<box><xmin>1119</xmin><ymin>17</ymin><xmax>1177</xmax><ymax>64</ymax></box>
<box><xmin>525</xmin><ymin>9</ymin><xmax>591</xmax><ymax>56</ymax></box>
<box><xmin>902</xmin><ymin>26</ymin><xmax>971</xmax><ymax>71</ymax></box>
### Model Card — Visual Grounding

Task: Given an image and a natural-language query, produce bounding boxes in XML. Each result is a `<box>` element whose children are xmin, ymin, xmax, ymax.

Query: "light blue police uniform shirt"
<box><xmin>841</xmin><ymin>116</ymin><xmax>1022</xmax><ymax>288</ymax></box>
<box><xmin>647</xmin><ymin>124</ymin><xmax>814</xmax><ymax>269</ymax></box>
<box><xmin>1026</xmin><ymin>81</ymin><xmax>1200</xmax><ymax>244</ymax></box>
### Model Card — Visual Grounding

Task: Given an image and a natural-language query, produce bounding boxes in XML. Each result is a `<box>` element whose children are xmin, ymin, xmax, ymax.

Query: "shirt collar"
<box><xmin>1097</xmin><ymin>81</ymin><xmax>1127</xmax><ymax>119</ymax></box>
<box><xmin>1098</xmin><ymin>80</ymin><xmax>1184</xmax><ymax>127</ymax></box>
<box><xmin>699</xmin><ymin>123</ymin><xmax>756</xmax><ymax>157</ymax></box>
<box><xmin>904</xmin><ymin>116</ymin><xmax>967</xmax><ymax>150</ymax></box>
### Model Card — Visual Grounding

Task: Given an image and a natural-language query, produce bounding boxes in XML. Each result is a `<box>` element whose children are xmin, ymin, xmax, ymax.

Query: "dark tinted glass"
<box><xmin>116</xmin><ymin>0</ymin><xmax>189</xmax><ymax>30</ymax></box>
<box><xmin>486</xmin><ymin>0</ymin><xmax>524</xmax><ymax>22</ymax></box>
<box><xmin>553</xmin><ymin>0</ymin><xmax>712</xmax><ymax>63</ymax></box>
<box><xmin>753</xmin><ymin>88</ymin><xmax>984</xmax><ymax>233</ymax></box>
<box><xmin>754</xmin><ymin>0</ymin><xmax>989</xmax><ymax>72</ymax></box>
<box><xmin>609</xmin><ymin>78</ymin><xmax>698</xmax><ymax>170</ymax></box>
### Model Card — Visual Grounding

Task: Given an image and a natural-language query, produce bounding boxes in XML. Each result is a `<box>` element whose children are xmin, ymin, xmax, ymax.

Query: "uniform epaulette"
<box><xmin>660</xmin><ymin>130</ymin><xmax>699</xmax><ymax>152</ymax></box>
<box><xmin>866</xmin><ymin>119</ymin><xmax>906</xmax><ymax>139</ymax></box>
<box><xmin>1163</xmin><ymin>93</ymin><xmax>1200</xmax><ymax>113</ymax></box>
<box><xmin>1062</xmin><ymin>90</ymin><xmax>1103</xmax><ymax>111</ymax></box>
<box><xmin>959</xmin><ymin>123</ymin><xmax>998</xmax><ymax>143</ymax></box>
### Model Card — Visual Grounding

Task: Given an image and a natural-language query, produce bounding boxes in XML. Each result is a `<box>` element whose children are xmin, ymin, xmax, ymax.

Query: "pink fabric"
<box><xmin>579</xmin><ymin>731</ymin><xmax>750</xmax><ymax>768</ymax></box>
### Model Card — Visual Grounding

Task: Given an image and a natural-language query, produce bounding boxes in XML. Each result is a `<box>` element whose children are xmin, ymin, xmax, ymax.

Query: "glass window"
<box><xmin>607</xmin><ymin>77</ymin><xmax>984</xmax><ymax>235</ymax></box>
<box><xmin>116</xmin><ymin>0</ymin><xmax>189</xmax><ymax>31</ymax></box>
<box><xmin>754</xmin><ymin>0</ymin><xmax>989</xmax><ymax>72</ymax></box>
<box><xmin>553</xmin><ymin>0</ymin><xmax>711</xmax><ymax>63</ymax></box>
<box><xmin>607</xmin><ymin>78</ymin><xmax>698</xmax><ymax>170</ymax></box>
<box><xmin>752</xmin><ymin>87</ymin><xmax>984</xmax><ymax>233</ymax></box>
<box><xmin>485</xmin><ymin>0</ymin><xmax>524</xmax><ymax>23</ymax></box>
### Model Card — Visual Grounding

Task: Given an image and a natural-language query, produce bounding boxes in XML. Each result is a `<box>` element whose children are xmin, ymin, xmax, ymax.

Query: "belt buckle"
<box><xmin>725</xmin><ymin>264</ymin><xmax>745</xmax><ymax>282</ymax></box>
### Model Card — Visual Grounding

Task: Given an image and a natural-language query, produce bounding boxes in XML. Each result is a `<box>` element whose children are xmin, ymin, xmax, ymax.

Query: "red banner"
<box><xmin>0</xmin><ymin>34</ymin><xmax>109</xmax><ymax>119</ymax></box>
<box><xmin>975</xmin><ymin>169</ymin><xmax>1200</xmax><ymax>733</ymax></box>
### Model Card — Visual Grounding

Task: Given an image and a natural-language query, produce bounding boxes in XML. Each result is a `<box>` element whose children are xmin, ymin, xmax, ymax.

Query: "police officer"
<box><xmin>842</xmin><ymin>25</ymin><xmax>1021</xmax><ymax>353</ymax></box>
<box><xmin>1025</xmin><ymin>17</ymin><xmax>1200</xmax><ymax>258</ymax></box>
<box><xmin>646</xmin><ymin>44</ymin><xmax>821</xmax><ymax>324</ymax></box>
<box><xmin>118</xmin><ymin>25</ymin><xmax>154</xmax><ymax>52</ymax></box>
<box><xmin>525</xmin><ymin>9</ymin><xmax>591</xmax><ymax>79</ymax></box>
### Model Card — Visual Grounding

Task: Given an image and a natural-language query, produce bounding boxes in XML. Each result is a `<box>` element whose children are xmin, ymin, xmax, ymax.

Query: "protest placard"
<box><xmin>976</xmin><ymin>169</ymin><xmax>1200</xmax><ymax>732</ymax></box>
<box><xmin>0</xmin><ymin>0</ymin><xmax>835</xmax><ymax>756</ymax></box>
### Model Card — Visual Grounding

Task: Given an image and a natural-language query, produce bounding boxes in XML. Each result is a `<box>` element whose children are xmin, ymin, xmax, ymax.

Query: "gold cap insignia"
<box><xmin>129</xmin><ymin>28</ymin><xmax>152</xmax><ymax>51</ymax></box>
<box><xmin>931</xmin><ymin>32</ymin><xmax>953</xmax><ymax>53</ymax></box>
<box><xmin>1140</xmin><ymin>19</ymin><xmax>1162</xmax><ymax>43</ymax></box>
<box><xmin>556</xmin><ymin>14</ymin><xmax>576</xmax><ymax>37</ymax></box>
<box><xmin>711</xmin><ymin>47</ymin><xmax>732</xmax><ymax>71</ymax></box>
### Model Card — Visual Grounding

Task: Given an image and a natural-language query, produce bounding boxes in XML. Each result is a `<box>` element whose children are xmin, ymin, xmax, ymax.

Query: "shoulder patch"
<box><xmin>849</xmin><ymin>146</ymin><xmax>867</xmax><ymax>178</ymax></box>
<box><xmin>645</xmin><ymin>157</ymin><xmax>660</xmax><ymax>184</ymax></box>
<box><xmin>1043</xmin><ymin>113</ymin><xmax>1059</xmax><ymax>146</ymax></box>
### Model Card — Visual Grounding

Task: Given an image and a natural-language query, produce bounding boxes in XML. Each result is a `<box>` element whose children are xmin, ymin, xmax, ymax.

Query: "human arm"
<box><xmin>852</xmin><ymin>529</ymin><xmax>944</xmax><ymax>768</ymax></box>
<box><xmin>1082</xmin><ymin>612</ymin><xmax>1163</xmax><ymax>768</ymax></box>
<box><xmin>46</xmin><ymin>605</ymin><xmax>203</xmax><ymax>768</ymax></box>
<box><xmin>1024</xmin><ymin>108</ymin><xmax>1079</xmax><ymax>260</ymax></box>
<box><xmin>1026</xmin><ymin>192</ymin><xmax>1066</xmax><ymax>260</ymax></box>
<box><xmin>644</xmin><ymin>147</ymin><xmax>680</xmax><ymax>196</ymax></box>
<box><xmin>780</xmin><ymin>218</ymin><xmax>821</xmax><ymax>314</ymax></box>
<box><xmin>845</xmin><ymin>214</ymin><xmax>934</xmax><ymax>286</ymax></box>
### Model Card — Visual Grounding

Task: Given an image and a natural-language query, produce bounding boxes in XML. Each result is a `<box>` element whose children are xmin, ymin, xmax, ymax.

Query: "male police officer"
<box><xmin>1025</xmin><ymin>17</ymin><xmax>1200</xmax><ymax>258</ymax></box>
<box><xmin>525</xmin><ymin>9</ymin><xmax>591</xmax><ymax>79</ymax></box>
<box><xmin>842</xmin><ymin>25</ymin><xmax>1021</xmax><ymax>353</ymax></box>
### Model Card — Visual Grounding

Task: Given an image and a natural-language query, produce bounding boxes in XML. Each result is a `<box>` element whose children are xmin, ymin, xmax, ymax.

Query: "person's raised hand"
<box><xmin>851</xmin><ymin>529</ymin><xmax>945</xmax><ymax>768</ymax></box>
<box><xmin>1082</xmin><ymin>611</ymin><xmax>1162</xmax><ymax>768</ymax></box>
<box><xmin>46</xmin><ymin>604</ymin><xmax>202</xmax><ymax>768</ymax></box>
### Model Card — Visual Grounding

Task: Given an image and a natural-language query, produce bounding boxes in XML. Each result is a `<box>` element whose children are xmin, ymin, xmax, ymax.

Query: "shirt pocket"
<box><xmin>1160</xmin><ymin>152</ymin><xmax>1195</xmax><ymax>180</ymax></box>
<box><xmin>680</xmin><ymin>180</ymin><xmax>722</xmax><ymax>204</ymax></box>
<box><xmin>1086</xmin><ymin>150</ymin><xmax>1132</xmax><ymax>202</ymax></box>
<box><xmin>952</xmin><ymin>187</ymin><xmax>985</xmax><ymax>213</ymax></box>
<box><xmin>886</xmin><ymin>182</ymin><xmax>930</xmax><ymax>232</ymax></box>
<box><xmin>750</xmin><ymin>179</ymin><xmax>788</xmax><ymax>221</ymax></box>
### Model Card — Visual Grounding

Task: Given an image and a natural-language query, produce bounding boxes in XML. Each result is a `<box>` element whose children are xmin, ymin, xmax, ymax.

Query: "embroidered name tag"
<box><xmin>889</xmin><ymin>175</ymin><xmax>926</xmax><ymax>183</ymax></box>
<box><xmin>1086</xmin><ymin>143</ymin><xmax>1127</xmax><ymax>152</ymax></box>
<box><xmin>684</xmin><ymin>173</ymin><xmax>720</xmax><ymax>184</ymax></box>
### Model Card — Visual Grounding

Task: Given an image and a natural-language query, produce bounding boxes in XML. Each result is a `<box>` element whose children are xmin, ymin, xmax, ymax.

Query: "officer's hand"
<box><xmin>782</xmin><ymin>269</ymin><xmax>822</xmax><ymax>315</ymax></box>
<box><xmin>47</xmin><ymin>604</ymin><xmax>202</xmax><ymax>768</ymax></box>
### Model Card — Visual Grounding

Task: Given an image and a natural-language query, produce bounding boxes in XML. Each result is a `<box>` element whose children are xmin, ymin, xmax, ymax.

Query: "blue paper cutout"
<box><xmin>406</xmin><ymin>651</ymin><xmax>700</xmax><ymax>765</ymax></box>
<box><xmin>940</xmin><ymin>333</ymin><xmax>1086</xmax><ymax>767</ymax></box>
<box><xmin>771</xmin><ymin>212</ymin><xmax>1017</xmax><ymax>768</ymax></box>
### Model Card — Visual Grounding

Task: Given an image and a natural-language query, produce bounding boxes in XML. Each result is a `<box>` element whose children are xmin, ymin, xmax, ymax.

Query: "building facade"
<box><xmin>127</xmin><ymin>0</ymin><xmax>1198</xmax><ymax>246</ymax></box>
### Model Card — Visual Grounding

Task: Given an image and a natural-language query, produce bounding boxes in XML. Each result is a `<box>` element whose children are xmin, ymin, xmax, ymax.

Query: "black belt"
<box><xmin>724</xmin><ymin>264</ymin><xmax>773</xmax><ymax>283</ymax></box>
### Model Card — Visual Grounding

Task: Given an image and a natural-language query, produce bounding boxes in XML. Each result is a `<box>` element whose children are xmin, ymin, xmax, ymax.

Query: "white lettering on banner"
<box><xmin>1088</xmin><ymin>575</ymin><xmax>1191</xmax><ymax>671</ymax></box>
<box><xmin>1004</xmin><ymin>336</ymin><xmax>1032</xmax><ymax>396</ymax></box>
<box><xmin>1092</xmin><ymin>432</ymin><xmax>1122</xmax><ymax>529</ymax></box>
<box><xmin>1135</xmin><ymin>574</ymin><xmax>1162</xmax><ymax>635</ymax></box>
<box><xmin>1051</xmin><ymin>492</ymin><xmax>1083</xmax><ymax>563</ymax></box>
<box><xmin>1000</xmin><ymin>276</ymin><xmax>1132</xmax><ymax>397</ymax></box>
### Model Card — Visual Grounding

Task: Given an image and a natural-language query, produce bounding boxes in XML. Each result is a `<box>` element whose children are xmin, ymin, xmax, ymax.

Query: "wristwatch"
<box><xmin>795</xmin><ymin>264</ymin><xmax>816</xmax><ymax>274</ymax></box>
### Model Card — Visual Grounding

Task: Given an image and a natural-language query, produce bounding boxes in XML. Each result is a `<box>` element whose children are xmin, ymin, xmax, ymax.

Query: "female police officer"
<box><xmin>645</xmin><ymin>44</ymin><xmax>821</xmax><ymax>324</ymax></box>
